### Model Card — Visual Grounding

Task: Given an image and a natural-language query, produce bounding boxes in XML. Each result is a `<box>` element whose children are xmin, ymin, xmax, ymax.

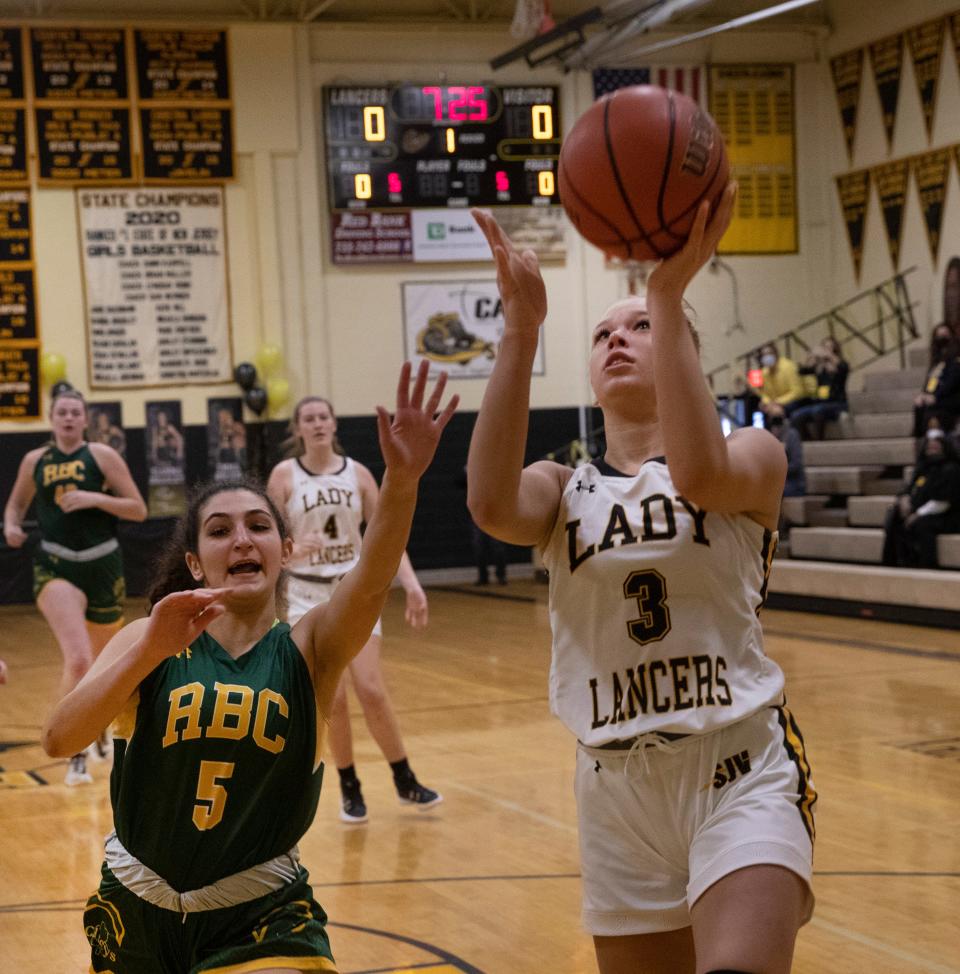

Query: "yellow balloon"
<box><xmin>267</xmin><ymin>376</ymin><xmax>290</xmax><ymax>412</ymax></box>
<box><xmin>256</xmin><ymin>342</ymin><xmax>284</xmax><ymax>378</ymax></box>
<box><xmin>40</xmin><ymin>351</ymin><xmax>67</xmax><ymax>385</ymax></box>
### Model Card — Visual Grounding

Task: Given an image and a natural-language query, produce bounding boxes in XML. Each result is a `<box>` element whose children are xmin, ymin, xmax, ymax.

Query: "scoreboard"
<box><xmin>323</xmin><ymin>84</ymin><xmax>560</xmax><ymax>210</ymax></box>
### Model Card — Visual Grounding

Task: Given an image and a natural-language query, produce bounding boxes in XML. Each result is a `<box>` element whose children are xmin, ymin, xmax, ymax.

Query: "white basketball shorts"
<box><xmin>575</xmin><ymin>704</ymin><xmax>816</xmax><ymax>936</ymax></box>
<box><xmin>285</xmin><ymin>574</ymin><xmax>383</xmax><ymax>636</ymax></box>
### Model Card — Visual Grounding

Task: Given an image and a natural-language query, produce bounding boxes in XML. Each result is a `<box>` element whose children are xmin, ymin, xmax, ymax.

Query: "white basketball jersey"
<box><xmin>540</xmin><ymin>457</ymin><xmax>783</xmax><ymax>745</ymax></box>
<box><xmin>285</xmin><ymin>456</ymin><xmax>363</xmax><ymax>579</ymax></box>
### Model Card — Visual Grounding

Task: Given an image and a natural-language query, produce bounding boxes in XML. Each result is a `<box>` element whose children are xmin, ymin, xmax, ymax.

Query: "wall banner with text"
<box><xmin>869</xmin><ymin>35</ymin><xmax>903</xmax><ymax>152</ymax></box>
<box><xmin>907</xmin><ymin>19</ymin><xmax>945</xmax><ymax>142</ymax></box>
<box><xmin>77</xmin><ymin>186</ymin><xmax>232</xmax><ymax>388</ymax></box>
<box><xmin>836</xmin><ymin>170</ymin><xmax>871</xmax><ymax>280</ymax></box>
<box><xmin>830</xmin><ymin>49</ymin><xmax>864</xmax><ymax>162</ymax></box>
<box><xmin>402</xmin><ymin>279</ymin><xmax>545</xmax><ymax>380</ymax></box>
<box><xmin>709</xmin><ymin>64</ymin><xmax>797</xmax><ymax>255</ymax></box>
<box><xmin>913</xmin><ymin>148</ymin><xmax>951</xmax><ymax>262</ymax></box>
<box><xmin>871</xmin><ymin>159</ymin><xmax>910</xmax><ymax>270</ymax></box>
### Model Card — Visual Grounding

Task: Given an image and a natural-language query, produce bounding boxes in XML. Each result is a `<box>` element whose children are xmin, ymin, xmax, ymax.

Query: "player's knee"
<box><xmin>355</xmin><ymin>679</ymin><xmax>388</xmax><ymax>710</ymax></box>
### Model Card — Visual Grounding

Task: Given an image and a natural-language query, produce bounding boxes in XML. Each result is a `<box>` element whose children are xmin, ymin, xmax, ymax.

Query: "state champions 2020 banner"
<box><xmin>77</xmin><ymin>186</ymin><xmax>232</xmax><ymax>388</ymax></box>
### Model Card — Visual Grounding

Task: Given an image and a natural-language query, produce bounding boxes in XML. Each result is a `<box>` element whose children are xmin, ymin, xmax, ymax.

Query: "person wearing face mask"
<box><xmin>792</xmin><ymin>338</ymin><xmax>850</xmax><ymax>440</ymax></box>
<box><xmin>882</xmin><ymin>429</ymin><xmax>960</xmax><ymax>568</ymax></box>
<box><xmin>757</xmin><ymin>343</ymin><xmax>806</xmax><ymax>423</ymax></box>
<box><xmin>913</xmin><ymin>325</ymin><xmax>960</xmax><ymax>439</ymax></box>
<box><xmin>3</xmin><ymin>388</ymin><xmax>147</xmax><ymax>786</ymax></box>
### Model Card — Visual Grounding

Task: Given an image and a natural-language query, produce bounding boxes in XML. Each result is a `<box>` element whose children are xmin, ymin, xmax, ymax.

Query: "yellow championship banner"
<box><xmin>835</xmin><ymin>170</ymin><xmax>870</xmax><ymax>280</ymax></box>
<box><xmin>709</xmin><ymin>64</ymin><xmax>797</xmax><ymax>255</ymax></box>
<box><xmin>907</xmin><ymin>18</ymin><xmax>945</xmax><ymax>142</ymax></box>
<box><xmin>913</xmin><ymin>147</ymin><xmax>951</xmax><ymax>262</ymax></box>
<box><xmin>869</xmin><ymin>34</ymin><xmax>903</xmax><ymax>151</ymax></box>
<box><xmin>871</xmin><ymin>158</ymin><xmax>910</xmax><ymax>270</ymax></box>
<box><xmin>830</xmin><ymin>49</ymin><xmax>864</xmax><ymax>162</ymax></box>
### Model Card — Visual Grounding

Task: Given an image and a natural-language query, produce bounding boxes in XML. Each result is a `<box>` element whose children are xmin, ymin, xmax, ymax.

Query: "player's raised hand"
<box><xmin>648</xmin><ymin>181</ymin><xmax>737</xmax><ymax>301</ymax></box>
<box><xmin>376</xmin><ymin>361</ymin><xmax>459</xmax><ymax>485</ymax></box>
<box><xmin>472</xmin><ymin>208</ymin><xmax>547</xmax><ymax>338</ymax></box>
<box><xmin>143</xmin><ymin>588</ymin><xmax>229</xmax><ymax>662</ymax></box>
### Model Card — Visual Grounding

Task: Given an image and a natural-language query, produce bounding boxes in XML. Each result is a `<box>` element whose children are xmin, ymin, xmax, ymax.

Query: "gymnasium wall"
<box><xmin>823</xmin><ymin>0</ymin><xmax>960</xmax><ymax>342</ymax></box>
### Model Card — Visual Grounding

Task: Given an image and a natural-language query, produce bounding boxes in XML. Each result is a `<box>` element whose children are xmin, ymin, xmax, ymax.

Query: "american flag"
<box><xmin>592</xmin><ymin>66</ymin><xmax>704</xmax><ymax>104</ymax></box>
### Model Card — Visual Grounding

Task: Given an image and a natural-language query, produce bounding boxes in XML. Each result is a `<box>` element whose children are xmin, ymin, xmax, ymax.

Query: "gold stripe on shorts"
<box><xmin>776</xmin><ymin>704</ymin><xmax>818</xmax><ymax>843</ymax></box>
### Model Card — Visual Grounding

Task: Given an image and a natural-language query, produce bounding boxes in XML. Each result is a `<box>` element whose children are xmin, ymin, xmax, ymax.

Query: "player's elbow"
<box><xmin>41</xmin><ymin>722</ymin><xmax>73</xmax><ymax>759</ymax></box>
<box><xmin>466</xmin><ymin>491</ymin><xmax>505</xmax><ymax>538</ymax></box>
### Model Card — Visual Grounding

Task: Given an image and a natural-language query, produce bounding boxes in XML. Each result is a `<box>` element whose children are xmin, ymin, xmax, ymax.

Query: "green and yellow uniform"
<box><xmin>32</xmin><ymin>442</ymin><xmax>125</xmax><ymax>624</ymax></box>
<box><xmin>85</xmin><ymin>622</ymin><xmax>336</xmax><ymax>974</ymax></box>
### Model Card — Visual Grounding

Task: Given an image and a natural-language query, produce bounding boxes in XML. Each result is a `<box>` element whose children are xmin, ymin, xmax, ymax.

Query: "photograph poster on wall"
<box><xmin>207</xmin><ymin>396</ymin><xmax>246</xmax><ymax>481</ymax></box>
<box><xmin>402</xmin><ymin>279</ymin><xmax>545</xmax><ymax>380</ymax></box>
<box><xmin>77</xmin><ymin>185</ymin><xmax>232</xmax><ymax>388</ymax></box>
<box><xmin>146</xmin><ymin>399</ymin><xmax>186</xmax><ymax>516</ymax></box>
<box><xmin>87</xmin><ymin>400</ymin><xmax>125</xmax><ymax>455</ymax></box>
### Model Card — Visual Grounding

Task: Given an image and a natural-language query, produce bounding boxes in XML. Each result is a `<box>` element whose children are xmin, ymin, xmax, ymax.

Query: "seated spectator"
<box><xmin>792</xmin><ymin>337</ymin><xmax>850</xmax><ymax>439</ymax></box>
<box><xmin>757</xmin><ymin>343</ymin><xmax>806</xmax><ymax>422</ymax></box>
<box><xmin>913</xmin><ymin>325</ymin><xmax>960</xmax><ymax>438</ymax></box>
<box><xmin>882</xmin><ymin>429</ymin><xmax>960</xmax><ymax>568</ymax></box>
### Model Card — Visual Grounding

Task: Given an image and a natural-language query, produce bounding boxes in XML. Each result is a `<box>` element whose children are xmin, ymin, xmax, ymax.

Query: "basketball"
<box><xmin>558</xmin><ymin>85</ymin><xmax>729</xmax><ymax>261</ymax></box>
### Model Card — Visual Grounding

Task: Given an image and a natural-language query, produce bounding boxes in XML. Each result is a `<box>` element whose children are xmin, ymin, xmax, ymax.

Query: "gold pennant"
<box><xmin>951</xmin><ymin>14</ymin><xmax>960</xmax><ymax>82</ymax></box>
<box><xmin>907</xmin><ymin>18</ymin><xmax>945</xmax><ymax>142</ymax></box>
<box><xmin>871</xmin><ymin>158</ymin><xmax>911</xmax><ymax>270</ymax></box>
<box><xmin>869</xmin><ymin>34</ymin><xmax>904</xmax><ymax>151</ymax></box>
<box><xmin>836</xmin><ymin>170</ymin><xmax>871</xmax><ymax>281</ymax></box>
<box><xmin>913</xmin><ymin>147</ymin><xmax>950</xmax><ymax>263</ymax></box>
<box><xmin>830</xmin><ymin>49</ymin><xmax>864</xmax><ymax>162</ymax></box>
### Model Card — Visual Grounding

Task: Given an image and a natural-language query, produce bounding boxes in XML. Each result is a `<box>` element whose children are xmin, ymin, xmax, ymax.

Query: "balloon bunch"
<box><xmin>40</xmin><ymin>351</ymin><xmax>73</xmax><ymax>398</ymax></box>
<box><xmin>233</xmin><ymin>343</ymin><xmax>291</xmax><ymax>417</ymax></box>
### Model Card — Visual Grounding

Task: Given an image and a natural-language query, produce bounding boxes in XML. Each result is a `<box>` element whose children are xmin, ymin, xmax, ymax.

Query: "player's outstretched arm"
<box><xmin>468</xmin><ymin>209</ymin><xmax>568</xmax><ymax>547</ymax></box>
<box><xmin>42</xmin><ymin>588</ymin><xmax>228</xmax><ymax>756</ymax></box>
<box><xmin>646</xmin><ymin>184</ymin><xmax>785</xmax><ymax>524</ymax></box>
<box><xmin>294</xmin><ymin>361</ymin><xmax>457</xmax><ymax>709</ymax></box>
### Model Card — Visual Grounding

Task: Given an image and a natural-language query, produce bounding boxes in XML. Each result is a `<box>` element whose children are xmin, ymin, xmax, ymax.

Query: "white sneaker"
<box><xmin>65</xmin><ymin>753</ymin><xmax>93</xmax><ymax>786</ymax></box>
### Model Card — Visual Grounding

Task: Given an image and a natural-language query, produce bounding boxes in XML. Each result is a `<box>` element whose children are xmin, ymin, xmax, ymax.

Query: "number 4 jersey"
<box><xmin>540</xmin><ymin>457</ymin><xmax>784</xmax><ymax>745</ymax></box>
<box><xmin>286</xmin><ymin>456</ymin><xmax>363</xmax><ymax>579</ymax></box>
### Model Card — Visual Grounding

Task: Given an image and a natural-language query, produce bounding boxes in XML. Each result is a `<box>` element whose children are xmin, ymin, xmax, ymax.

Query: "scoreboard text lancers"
<box><xmin>324</xmin><ymin>84</ymin><xmax>560</xmax><ymax>210</ymax></box>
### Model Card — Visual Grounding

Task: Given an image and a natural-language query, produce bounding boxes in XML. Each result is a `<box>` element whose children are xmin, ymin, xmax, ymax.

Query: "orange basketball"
<box><xmin>558</xmin><ymin>85</ymin><xmax>729</xmax><ymax>261</ymax></box>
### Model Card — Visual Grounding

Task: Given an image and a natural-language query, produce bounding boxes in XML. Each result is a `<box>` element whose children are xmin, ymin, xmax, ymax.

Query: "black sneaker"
<box><xmin>339</xmin><ymin>778</ymin><xmax>368</xmax><ymax>824</ymax></box>
<box><xmin>397</xmin><ymin>777</ymin><xmax>443</xmax><ymax>810</ymax></box>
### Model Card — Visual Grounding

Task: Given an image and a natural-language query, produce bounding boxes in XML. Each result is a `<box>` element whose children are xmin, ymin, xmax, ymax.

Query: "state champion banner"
<box><xmin>913</xmin><ymin>147</ymin><xmax>951</xmax><ymax>262</ymax></box>
<box><xmin>830</xmin><ymin>49</ymin><xmax>864</xmax><ymax>161</ymax></box>
<box><xmin>402</xmin><ymin>279</ymin><xmax>545</xmax><ymax>380</ymax></box>
<box><xmin>77</xmin><ymin>187</ymin><xmax>232</xmax><ymax>388</ymax></box>
<box><xmin>872</xmin><ymin>158</ymin><xmax>910</xmax><ymax>270</ymax></box>
<box><xmin>836</xmin><ymin>169</ymin><xmax>871</xmax><ymax>281</ymax></box>
<box><xmin>869</xmin><ymin>34</ymin><xmax>903</xmax><ymax>152</ymax></box>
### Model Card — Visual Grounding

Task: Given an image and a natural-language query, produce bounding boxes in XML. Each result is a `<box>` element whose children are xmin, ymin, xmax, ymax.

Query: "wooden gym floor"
<box><xmin>1</xmin><ymin>581</ymin><xmax>959</xmax><ymax>973</ymax></box>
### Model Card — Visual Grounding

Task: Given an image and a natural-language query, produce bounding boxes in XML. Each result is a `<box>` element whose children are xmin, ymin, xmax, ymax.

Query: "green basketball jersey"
<box><xmin>111</xmin><ymin>623</ymin><xmax>323</xmax><ymax>892</ymax></box>
<box><xmin>33</xmin><ymin>443</ymin><xmax>116</xmax><ymax>550</ymax></box>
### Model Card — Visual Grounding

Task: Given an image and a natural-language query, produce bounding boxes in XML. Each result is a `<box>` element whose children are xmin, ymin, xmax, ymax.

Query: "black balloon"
<box><xmin>244</xmin><ymin>386</ymin><xmax>268</xmax><ymax>416</ymax></box>
<box><xmin>51</xmin><ymin>381</ymin><xmax>74</xmax><ymax>397</ymax></box>
<box><xmin>234</xmin><ymin>362</ymin><xmax>257</xmax><ymax>391</ymax></box>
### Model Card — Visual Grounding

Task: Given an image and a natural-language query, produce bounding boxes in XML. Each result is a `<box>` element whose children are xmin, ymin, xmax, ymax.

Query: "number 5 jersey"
<box><xmin>539</xmin><ymin>457</ymin><xmax>784</xmax><ymax>746</ymax></box>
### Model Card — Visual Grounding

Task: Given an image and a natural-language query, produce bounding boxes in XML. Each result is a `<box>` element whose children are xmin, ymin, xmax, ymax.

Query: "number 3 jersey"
<box><xmin>110</xmin><ymin>624</ymin><xmax>322</xmax><ymax>892</ymax></box>
<box><xmin>285</xmin><ymin>456</ymin><xmax>363</xmax><ymax>579</ymax></box>
<box><xmin>540</xmin><ymin>457</ymin><xmax>784</xmax><ymax>746</ymax></box>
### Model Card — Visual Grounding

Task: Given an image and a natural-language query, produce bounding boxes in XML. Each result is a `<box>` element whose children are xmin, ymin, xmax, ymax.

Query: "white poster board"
<box><xmin>77</xmin><ymin>187</ymin><xmax>232</xmax><ymax>388</ymax></box>
<box><xmin>402</xmin><ymin>279</ymin><xmax>545</xmax><ymax>379</ymax></box>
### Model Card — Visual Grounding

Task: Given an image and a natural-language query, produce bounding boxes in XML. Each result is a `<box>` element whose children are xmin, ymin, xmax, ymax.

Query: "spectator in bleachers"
<box><xmin>757</xmin><ymin>343</ymin><xmax>806</xmax><ymax>423</ymax></box>
<box><xmin>913</xmin><ymin>325</ymin><xmax>960</xmax><ymax>438</ymax></box>
<box><xmin>792</xmin><ymin>338</ymin><xmax>850</xmax><ymax>440</ymax></box>
<box><xmin>882</xmin><ymin>429</ymin><xmax>960</xmax><ymax>568</ymax></box>
<box><xmin>942</xmin><ymin>256</ymin><xmax>960</xmax><ymax>340</ymax></box>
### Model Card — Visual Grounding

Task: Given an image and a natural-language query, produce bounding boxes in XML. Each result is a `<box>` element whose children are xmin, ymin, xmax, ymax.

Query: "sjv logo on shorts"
<box><xmin>709</xmin><ymin>749</ymin><xmax>752</xmax><ymax>790</ymax></box>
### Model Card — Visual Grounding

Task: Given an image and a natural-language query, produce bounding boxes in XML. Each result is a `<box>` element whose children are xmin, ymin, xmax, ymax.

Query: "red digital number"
<box><xmin>448</xmin><ymin>86</ymin><xmax>468</xmax><ymax>121</ymax></box>
<box><xmin>495</xmin><ymin>171</ymin><xmax>509</xmax><ymax>192</ymax></box>
<box><xmin>466</xmin><ymin>86</ymin><xmax>488</xmax><ymax>121</ymax></box>
<box><xmin>388</xmin><ymin>172</ymin><xmax>402</xmax><ymax>194</ymax></box>
<box><xmin>422</xmin><ymin>86</ymin><xmax>443</xmax><ymax>121</ymax></box>
<box><xmin>421</xmin><ymin>85</ymin><xmax>488</xmax><ymax>121</ymax></box>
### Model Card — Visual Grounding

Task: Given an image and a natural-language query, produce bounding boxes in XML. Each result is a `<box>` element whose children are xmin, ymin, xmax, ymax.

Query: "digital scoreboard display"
<box><xmin>323</xmin><ymin>84</ymin><xmax>560</xmax><ymax>210</ymax></box>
